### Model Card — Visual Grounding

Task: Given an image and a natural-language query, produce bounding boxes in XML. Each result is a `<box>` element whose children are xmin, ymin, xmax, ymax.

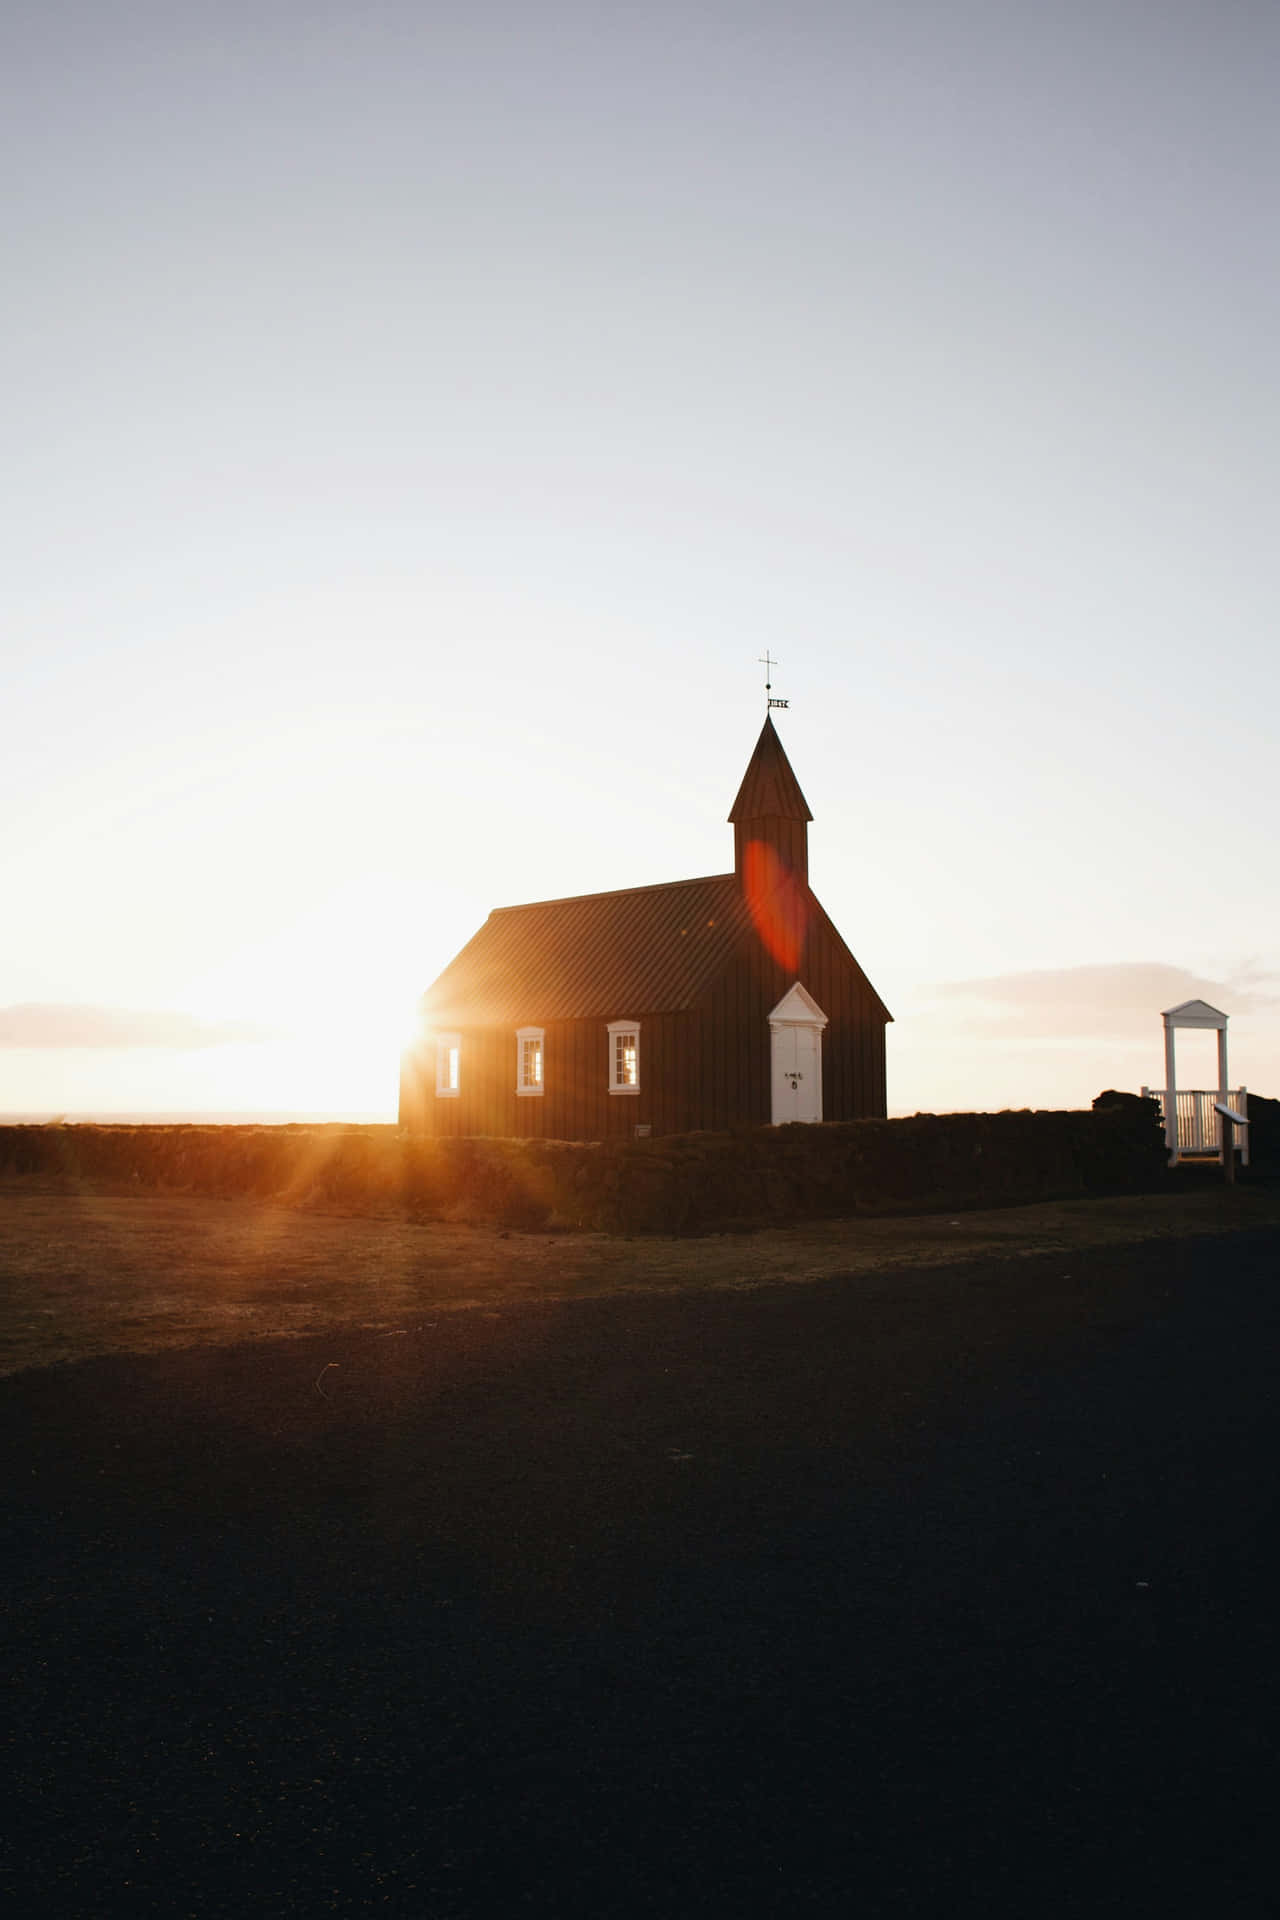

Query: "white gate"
<box><xmin>1150</xmin><ymin>999</ymin><xmax>1245</xmax><ymax>1164</ymax></box>
<box><xmin>1142</xmin><ymin>1087</ymin><xmax>1249</xmax><ymax>1163</ymax></box>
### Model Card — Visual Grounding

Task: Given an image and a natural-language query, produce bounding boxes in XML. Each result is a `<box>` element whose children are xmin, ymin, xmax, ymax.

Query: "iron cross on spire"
<box><xmin>758</xmin><ymin>651</ymin><xmax>789</xmax><ymax>710</ymax></box>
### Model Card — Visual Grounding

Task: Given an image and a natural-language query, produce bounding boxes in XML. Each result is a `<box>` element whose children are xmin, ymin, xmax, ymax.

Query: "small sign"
<box><xmin>634</xmin><ymin>1123</ymin><xmax>651</xmax><ymax>1138</ymax></box>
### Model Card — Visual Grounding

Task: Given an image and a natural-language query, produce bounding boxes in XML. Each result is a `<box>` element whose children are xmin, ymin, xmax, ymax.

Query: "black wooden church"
<box><xmin>399</xmin><ymin>715</ymin><xmax>890</xmax><ymax>1138</ymax></box>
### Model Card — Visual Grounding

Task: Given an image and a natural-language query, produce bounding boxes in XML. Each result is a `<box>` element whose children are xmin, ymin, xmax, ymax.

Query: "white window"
<box><xmin>435</xmin><ymin>1033</ymin><xmax>461</xmax><ymax>1097</ymax></box>
<box><xmin>517</xmin><ymin>1026</ymin><xmax>544</xmax><ymax>1096</ymax></box>
<box><xmin>607</xmin><ymin>1020</ymin><xmax>640</xmax><ymax>1094</ymax></box>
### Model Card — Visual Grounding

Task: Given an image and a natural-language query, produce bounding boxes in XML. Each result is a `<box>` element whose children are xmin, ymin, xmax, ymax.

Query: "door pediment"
<box><xmin>768</xmin><ymin>980</ymin><xmax>828</xmax><ymax>1028</ymax></box>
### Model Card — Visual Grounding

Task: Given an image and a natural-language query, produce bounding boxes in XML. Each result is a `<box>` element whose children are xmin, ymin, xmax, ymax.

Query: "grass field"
<box><xmin>4</xmin><ymin>1174</ymin><xmax>1280</xmax><ymax>1376</ymax></box>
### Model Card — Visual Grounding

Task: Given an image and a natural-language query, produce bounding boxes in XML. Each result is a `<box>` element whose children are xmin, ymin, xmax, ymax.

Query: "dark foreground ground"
<box><xmin>4</xmin><ymin>1227</ymin><xmax>1278</xmax><ymax>1917</ymax></box>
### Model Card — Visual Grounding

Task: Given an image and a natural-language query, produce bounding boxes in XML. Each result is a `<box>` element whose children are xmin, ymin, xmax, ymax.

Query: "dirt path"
<box><xmin>3</xmin><ymin>1176</ymin><xmax>1280</xmax><ymax>1376</ymax></box>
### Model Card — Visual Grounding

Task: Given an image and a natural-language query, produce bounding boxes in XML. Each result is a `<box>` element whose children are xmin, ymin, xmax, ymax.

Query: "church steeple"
<box><xmin>728</xmin><ymin>713</ymin><xmax>812</xmax><ymax>883</ymax></box>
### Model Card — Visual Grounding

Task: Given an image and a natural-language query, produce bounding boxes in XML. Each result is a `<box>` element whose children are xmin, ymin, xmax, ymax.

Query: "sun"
<box><xmin>178</xmin><ymin>876</ymin><xmax>438</xmax><ymax>1114</ymax></box>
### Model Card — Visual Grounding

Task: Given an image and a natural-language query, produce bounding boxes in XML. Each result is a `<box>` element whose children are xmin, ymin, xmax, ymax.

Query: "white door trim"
<box><xmin>768</xmin><ymin>980</ymin><xmax>829</xmax><ymax>1031</ymax></box>
<box><xmin>768</xmin><ymin>981</ymin><xmax>828</xmax><ymax>1124</ymax></box>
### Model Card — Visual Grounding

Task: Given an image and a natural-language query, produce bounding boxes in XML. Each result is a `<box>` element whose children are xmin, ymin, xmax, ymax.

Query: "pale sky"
<box><xmin>3</xmin><ymin>0</ymin><xmax>1277</xmax><ymax>1120</ymax></box>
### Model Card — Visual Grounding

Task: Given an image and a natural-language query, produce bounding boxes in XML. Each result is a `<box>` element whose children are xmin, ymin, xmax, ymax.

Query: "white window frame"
<box><xmin>607</xmin><ymin>1019</ymin><xmax>641</xmax><ymax>1095</ymax></box>
<box><xmin>516</xmin><ymin>1026</ymin><xmax>545</xmax><ymax>1096</ymax></box>
<box><xmin>435</xmin><ymin>1032</ymin><xmax>461</xmax><ymax>1098</ymax></box>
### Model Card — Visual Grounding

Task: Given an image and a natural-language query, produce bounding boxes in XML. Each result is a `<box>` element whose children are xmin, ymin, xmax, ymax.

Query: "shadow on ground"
<box><xmin>3</xmin><ymin>1228</ymin><xmax>1278</xmax><ymax>1915</ymax></box>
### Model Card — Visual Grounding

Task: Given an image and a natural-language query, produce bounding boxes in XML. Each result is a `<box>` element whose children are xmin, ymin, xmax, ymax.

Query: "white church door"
<box><xmin>768</xmin><ymin>982</ymin><xmax>828</xmax><ymax>1125</ymax></box>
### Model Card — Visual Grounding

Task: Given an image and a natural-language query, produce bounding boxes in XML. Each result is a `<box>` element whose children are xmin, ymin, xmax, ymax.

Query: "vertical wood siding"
<box><xmin>401</xmin><ymin>1011</ymin><xmax>707</xmax><ymax>1141</ymax></box>
<box><xmin>696</xmin><ymin>898</ymin><xmax>887</xmax><ymax>1128</ymax></box>
<box><xmin>399</xmin><ymin>886</ymin><xmax>888</xmax><ymax>1138</ymax></box>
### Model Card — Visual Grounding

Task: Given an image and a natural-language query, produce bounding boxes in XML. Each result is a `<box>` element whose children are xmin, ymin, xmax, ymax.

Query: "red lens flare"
<box><xmin>743</xmin><ymin>840</ymin><xmax>809</xmax><ymax>973</ymax></box>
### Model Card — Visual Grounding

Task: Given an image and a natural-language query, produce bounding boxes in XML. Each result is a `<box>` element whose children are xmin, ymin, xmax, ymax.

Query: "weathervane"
<box><xmin>758</xmin><ymin>651</ymin><xmax>790</xmax><ymax>710</ymax></box>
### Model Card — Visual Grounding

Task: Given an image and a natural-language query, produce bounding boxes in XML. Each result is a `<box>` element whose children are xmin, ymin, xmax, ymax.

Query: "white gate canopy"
<box><xmin>1162</xmin><ymin>999</ymin><xmax>1228</xmax><ymax>1031</ymax></box>
<box><xmin>1161</xmin><ymin>999</ymin><xmax>1230</xmax><ymax>1160</ymax></box>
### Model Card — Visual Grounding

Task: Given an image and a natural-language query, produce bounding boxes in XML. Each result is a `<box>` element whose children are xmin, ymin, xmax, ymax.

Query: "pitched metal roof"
<box><xmin>728</xmin><ymin>714</ymin><xmax>812</xmax><ymax>823</ymax></box>
<box><xmin>420</xmin><ymin>873</ymin><xmax>756</xmax><ymax>1026</ymax></box>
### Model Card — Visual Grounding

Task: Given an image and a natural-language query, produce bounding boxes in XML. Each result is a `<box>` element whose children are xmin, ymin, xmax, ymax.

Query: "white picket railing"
<box><xmin>1141</xmin><ymin>1087</ymin><xmax>1249</xmax><ymax>1164</ymax></box>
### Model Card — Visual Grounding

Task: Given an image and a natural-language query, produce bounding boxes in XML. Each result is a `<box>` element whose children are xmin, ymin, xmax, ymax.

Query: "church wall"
<box><xmin>400</xmin><ymin>1011</ymin><xmax>704</xmax><ymax>1141</ymax></box>
<box><xmin>699</xmin><ymin>928</ymin><xmax>776</xmax><ymax>1129</ymax></box>
<box><xmin>797</xmin><ymin>901</ymin><xmax>889</xmax><ymax>1121</ymax></box>
<box><xmin>699</xmin><ymin>897</ymin><xmax>888</xmax><ymax>1127</ymax></box>
<box><xmin>400</xmin><ymin>914</ymin><xmax>886</xmax><ymax>1137</ymax></box>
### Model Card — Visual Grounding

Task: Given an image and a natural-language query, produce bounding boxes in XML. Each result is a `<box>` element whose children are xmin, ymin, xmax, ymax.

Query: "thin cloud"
<box><xmin>920</xmin><ymin>963</ymin><xmax>1280</xmax><ymax>1039</ymax></box>
<box><xmin>0</xmin><ymin>1004</ymin><xmax>274</xmax><ymax>1050</ymax></box>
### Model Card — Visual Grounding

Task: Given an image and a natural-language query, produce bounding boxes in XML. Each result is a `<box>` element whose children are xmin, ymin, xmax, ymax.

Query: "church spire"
<box><xmin>728</xmin><ymin>713</ymin><xmax>812</xmax><ymax>883</ymax></box>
